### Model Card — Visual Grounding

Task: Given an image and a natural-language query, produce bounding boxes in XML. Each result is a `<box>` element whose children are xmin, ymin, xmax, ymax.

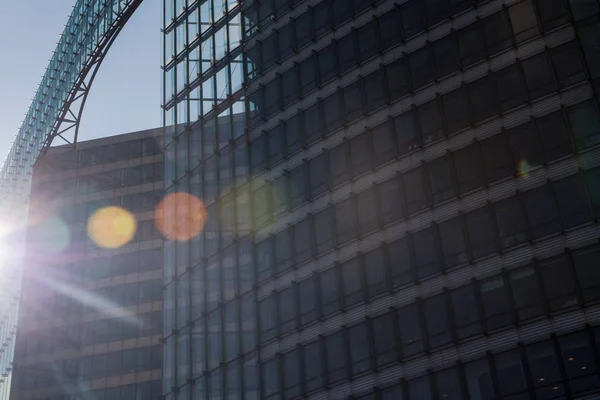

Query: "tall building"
<box><xmin>162</xmin><ymin>0</ymin><xmax>600</xmax><ymax>399</ymax></box>
<box><xmin>10</xmin><ymin>129</ymin><xmax>164</xmax><ymax>400</ymax></box>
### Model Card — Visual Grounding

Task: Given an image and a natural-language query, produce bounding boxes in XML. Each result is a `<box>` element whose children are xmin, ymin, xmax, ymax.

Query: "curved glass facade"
<box><xmin>162</xmin><ymin>0</ymin><xmax>600</xmax><ymax>399</ymax></box>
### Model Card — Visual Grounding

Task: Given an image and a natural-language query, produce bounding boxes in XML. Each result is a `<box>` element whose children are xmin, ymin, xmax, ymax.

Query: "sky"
<box><xmin>0</xmin><ymin>0</ymin><xmax>162</xmax><ymax>163</ymax></box>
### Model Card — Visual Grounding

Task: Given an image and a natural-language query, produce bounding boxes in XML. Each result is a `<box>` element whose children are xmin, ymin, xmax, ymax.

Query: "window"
<box><xmin>357</xmin><ymin>20</ymin><xmax>379</xmax><ymax>62</ymax></box>
<box><xmin>341</xmin><ymin>258</ymin><xmax>364</xmax><ymax>307</ymax></box>
<box><xmin>412</xmin><ymin>227</ymin><xmax>442</xmax><ymax>279</ymax></box>
<box><xmin>261</xmin><ymin>35</ymin><xmax>277</xmax><ymax>71</ymax></box>
<box><xmin>495</xmin><ymin>64</ymin><xmax>528</xmax><ymax>112</ymax></box>
<box><xmin>526</xmin><ymin>340</ymin><xmax>565</xmax><ymax>398</ymax></box>
<box><xmin>536</xmin><ymin>0</ymin><xmax>569</xmax><ymax>31</ymax></box>
<box><xmin>442</xmin><ymin>86</ymin><xmax>471</xmax><ymax>134</ymax></box>
<box><xmin>494</xmin><ymin>350</ymin><xmax>528</xmax><ymax>398</ymax></box>
<box><xmin>304</xmin><ymin>340</ymin><xmax>325</xmax><ymax>391</ymax></box>
<box><xmin>259</xmin><ymin>297</ymin><xmax>277</xmax><ymax>342</ymax></box>
<box><xmin>334</xmin><ymin>200</ymin><xmax>356</xmax><ymax>245</ymax></box>
<box><xmin>313</xmin><ymin>0</ymin><xmax>332</xmax><ymax>37</ymax></box>
<box><xmin>409</xmin><ymin>47</ymin><xmax>435</xmax><ymax>90</ymax></box>
<box><xmin>329</xmin><ymin>142</ymin><xmax>350</xmax><ymax>188</ymax></box>
<box><xmin>466</xmin><ymin>206</ymin><xmax>499</xmax><ymax>259</ymax></box>
<box><xmin>278</xmin><ymin>22</ymin><xmax>294</xmax><ymax>61</ymax></box>
<box><xmin>337</xmin><ymin>31</ymin><xmax>358</xmax><ymax>74</ymax></box>
<box><xmin>408</xmin><ymin>376</ymin><xmax>433</xmax><ymax>399</ymax></box>
<box><xmin>250</xmin><ymin>135</ymin><xmax>268</xmax><ymax>174</ymax></box>
<box><xmin>325</xmin><ymin>332</ymin><xmax>347</xmax><ymax>383</ymax></box>
<box><xmin>464</xmin><ymin>359</ymin><xmax>495</xmax><ymax>400</ymax></box>
<box><xmin>278</xmin><ymin>285</ymin><xmax>297</xmax><ymax>334</ymax></box>
<box><xmin>364</xmin><ymin>69</ymin><xmax>387</xmax><ymax>113</ymax></box>
<box><xmin>559</xmin><ymin>332</ymin><xmax>600</xmax><ymax>393</ymax></box>
<box><xmin>537</xmin><ymin>110</ymin><xmax>572</xmax><ymax>161</ymax></box>
<box><xmin>344</xmin><ymin>82</ymin><xmax>364</xmax><ymax>123</ymax></box>
<box><xmin>274</xmin><ymin>227</ymin><xmax>292</xmax><ymax>274</ymax></box>
<box><xmin>372</xmin><ymin>312</ymin><xmax>398</xmax><ymax>367</ymax></box>
<box><xmin>379</xmin><ymin>177</ymin><xmax>405</xmax><ymax>225</ymax></box>
<box><xmin>510</xmin><ymin>266</ymin><xmax>544</xmax><ymax>321</ymax></box>
<box><xmin>539</xmin><ymin>254</ymin><xmax>579</xmax><ymax>311</ymax></box>
<box><xmin>479</xmin><ymin>276</ymin><xmax>513</xmax><ymax>331</ymax></box>
<box><xmin>387</xmin><ymin>59</ymin><xmax>409</xmax><ymax>102</ymax></box>
<box><xmin>388</xmin><ymin>237</ymin><xmax>414</xmax><ymax>287</ymax></box>
<box><xmin>438</xmin><ymin>217</ymin><xmax>468</xmax><ymax>269</ymax></box>
<box><xmin>282</xmin><ymin>349</ymin><xmax>301</xmax><ymax>399</ymax></box>
<box><xmin>570</xmin><ymin>0</ymin><xmax>600</xmax><ymax>21</ymax></box>
<box><xmin>294</xmin><ymin>219</ymin><xmax>312</xmax><ymax>265</ymax></box>
<box><xmin>583</xmin><ymin>167</ymin><xmax>600</xmax><ymax>216</ymax></box>
<box><xmin>272</xmin><ymin>175</ymin><xmax>289</xmax><ymax>215</ymax></box>
<box><xmin>394</xmin><ymin>110</ymin><xmax>420</xmax><ymax>155</ymax></box>
<box><xmin>418</xmin><ymin>100</ymin><xmax>444</xmax><ymax>144</ymax></box>
<box><xmin>381</xmin><ymin>384</ymin><xmax>404</xmax><ymax>400</ymax></box>
<box><xmin>435</xmin><ymin>368</ymin><xmax>464</xmax><ymax>399</ymax></box>
<box><xmin>308</xmin><ymin>153</ymin><xmax>327</xmax><ymax>199</ymax></box>
<box><xmin>522</xmin><ymin>52</ymin><xmax>556</xmax><ymax>99</ymax></box>
<box><xmin>322</xmin><ymin>92</ymin><xmax>343</xmax><ymax>133</ymax></box>
<box><xmin>523</xmin><ymin>184</ymin><xmax>561</xmax><ymax>240</ymax></box>
<box><xmin>451</xmin><ymin>284</ymin><xmax>482</xmax><ymax>339</ymax></box>
<box><xmin>433</xmin><ymin>34</ymin><xmax>461</xmax><ymax>79</ymax></box>
<box><xmin>285</xmin><ymin>114</ymin><xmax>303</xmax><ymax>155</ymax></box>
<box><xmin>483</xmin><ymin>11</ymin><xmax>512</xmax><ymax>55</ymax></box>
<box><xmin>320</xmin><ymin>267</ymin><xmax>341</xmax><ymax>316</ymax></box>
<box><xmin>423</xmin><ymin>295</ymin><xmax>452</xmax><ymax>348</ymax></box>
<box><xmin>364</xmin><ymin>247</ymin><xmax>388</xmax><ymax>297</ymax></box>
<box><xmin>256</xmin><ymin>237</ymin><xmax>274</xmax><ymax>282</ymax></box>
<box><xmin>253</xmin><ymin>185</ymin><xmax>271</xmax><ymax>228</ymax></box>
<box><xmin>379</xmin><ymin>8</ymin><xmax>403</xmax><ymax>51</ymax></box>
<box><xmin>299</xmin><ymin>57</ymin><xmax>316</xmax><ymax>96</ymax></box>
<box><xmin>299</xmin><ymin>276</ymin><xmax>317</xmax><ymax>324</ymax></box>
<box><xmin>350</xmin><ymin>133</ymin><xmax>373</xmax><ymax>177</ymax></box>
<box><xmin>424</xmin><ymin>0</ymin><xmax>449</xmax><ymax>26</ymax></box>
<box><xmin>401</xmin><ymin>0</ymin><xmax>424</xmax><ymax>38</ymax></box>
<box><xmin>467</xmin><ymin>77</ymin><xmax>499</xmax><ymax>123</ymax></box>
<box><xmin>349</xmin><ymin>322</ymin><xmax>371</xmax><ymax>374</ymax></box>
<box><xmin>372</xmin><ymin>121</ymin><xmax>396</xmax><ymax>167</ymax></box>
<box><xmin>356</xmin><ymin>187</ymin><xmax>379</xmax><ymax>236</ymax></box>
<box><xmin>397</xmin><ymin>303</ymin><xmax>424</xmax><ymax>356</ymax></box>
<box><xmin>454</xmin><ymin>144</ymin><xmax>485</xmax><ymax>194</ymax></box>
<box><xmin>567</xmin><ymin>99</ymin><xmax>600</xmax><ymax>151</ymax></box>
<box><xmin>458</xmin><ymin>22</ymin><xmax>486</xmax><ymax>66</ymax></box>
<box><xmin>508</xmin><ymin>121</ymin><xmax>544</xmax><ymax>169</ymax></box>
<box><xmin>314</xmin><ymin>207</ymin><xmax>334</xmax><ymax>255</ymax></box>
<box><xmin>494</xmin><ymin>196</ymin><xmax>529</xmax><ymax>249</ymax></box>
<box><xmin>304</xmin><ymin>103</ymin><xmax>322</xmax><ymax>145</ymax></box>
<box><xmin>295</xmin><ymin>11</ymin><xmax>312</xmax><ymax>49</ymax></box>
<box><xmin>263</xmin><ymin>79</ymin><xmax>280</xmax><ymax>117</ymax></box>
<box><xmin>281</xmin><ymin>67</ymin><xmax>298</xmax><ymax>108</ymax></box>
<box><xmin>509</xmin><ymin>0</ymin><xmax>540</xmax><ymax>43</ymax></box>
<box><xmin>318</xmin><ymin>44</ymin><xmax>336</xmax><ymax>85</ymax></box>
<box><xmin>289</xmin><ymin>164</ymin><xmax>308</xmax><ymax>207</ymax></box>
<box><xmin>403</xmin><ymin>167</ymin><xmax>429</xmax><ymax>214</ymax></box>
<box><xmin>572</xmin><ymin>244</ymin><xmax>600</xmax><ymax>302</ymax></box>
<box><xmin>551</xmin><ymin>41</ymin><xmax>586</xmax><ymax>89</ymax></box>
<box><xmin>554</xmin><ymin>174</ymin><xmax>592</xmax><ymax>228</ymax></box>
<box><xmin>480</xmin><ymin>132</ymin><xmax>515</xmax><ymax>183</ymax></box>
<box><xmin>578</xmin><ymin>21</ymin><xmax>600</xmax><ymax>79</ymax></box>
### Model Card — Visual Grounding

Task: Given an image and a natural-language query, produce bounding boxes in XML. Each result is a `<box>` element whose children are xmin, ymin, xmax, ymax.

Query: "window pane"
<box><xmin>567</xmin><ymin>99</ymin><xmax>600</xmax><ymax>151</ymax></box>
<box><xmin>308</xmin><ymin>153</ymin><xmax>327</xmax><ymax>199</ymax></box>
<box><xmin>408</xmin><ymin>376</ymin><xmax>433</xmax><ymax>400</ymax></box>
<box><xmin>451</xmin><ymin>284</ymin><xmax>482</xmax><ymax>339</ymax></box>
<box><xmin>435</xmin><ymin>368</ymin><xmax>464</xmax><ymax>400</ymax></box>
<box><xmin>394</xmin><ymin>110</ymin><xmax>420</xmax><ymax>155</ymax></box>
<box><xmin>314</xmin><ymin>207</ymin><xmax>334</xmax><ymax>255</ymax></box>
<box><xmin>523</xmin><ymin>185</ymin><xmax>561</xmax><ymax>240</ymax></box>
<box><xmin>483</xmin><ymin>11</ymin><xmax>512</xmax><ymax>55</ymax></box>
<box><xmin>387</xmin><ymin>59</ymin><xmax>410</xmax><ymax>102</ymax></box>
<box><xmin>372</xmin><ymin>121</ymin><xmax>396</xmax><ymax>167</ymax></box>
<box><xmin>320</xmin><ymin>267</ymin><xmax>341</xmax><ymax>316</ymax></box>
<box><xmin>403</xmin><ymin>167</ymin><xmax>429</xmax><ymax>214</ymax></box>
<box><xmin>428</xmin><ymin>155</ymin><xmax>456</xmax><ymax>205</ymax></box>
<box><xmin>458</xmin><ymin>23</ymin><xmax>486</xmax><ymax>66</ymax></box>
<box><xmin>553</xmin><ymin>174</ymin><xmax>592</xmax><ymax>228</ymax></box>
<box><xmin>379</xmin><ymin>9</ymin><xmax>403</xmax><ymax>51</ymax></box>
<box><xmin>495</xmin><ymin>196</ymin><xmax>529</xmax><ymax>249</ymax></box>
<box><xmin>583</xmin><ymin>167</ymin><xmax>600</xmax><ymax>217</ymax></box>
<box><xmin>401</xmin><ymin>0</ymin><xmax>424</xmax><ymax>38</ymax></box>
<box><xmin>526</xmin><ymin>340</ymin><xmax>565</xmax><ymax>399</ymax></box>
<box><xmin>350</xmin><ymin>133</ymin><xmax>373</xmax><ymax>177</ymax></box>
<box><xmin>299</xmin><ymin>56</ymin><xmax>316</xmax><ymax>95</ymax></box>
<box><xmin>372</xmin><ymin>312</ymin><xmax>398</xmax><ymax>367</ymax></box>
<box><xmin>551</xmin><ymin>41</ymin><xmax>586</xmax><ymax>89</ymax></box>
<box><xmin>329</xmin><ymin>142</ymin><xmax>350</xmax><ymax>188</ymax></box>
<box><xmin>341</xmin><ymin>258</ymin><xmax>364</xmax><ymax>308</ymax></box>
<box><xmin>537</xmin><ymin>0</ymin><xmax>569</xmax><ymax>31</ymax></box>
<box><xmin>443</xmin><ymin>86</ymin><xmax>471</xmax><ymax>134</ymax></box>
<box><xmin>357</xmin><ymin>20</ymin><xmax>379</xmax><ymax>62</ymax></box>
<box><xmin>299</xmin><ymin>276</ymin><xmax>317</xmax><ymax>324</ymax></box>
<box><xmin>335</xmin><ymin>200</ymin><xmax>356</xmax><ymax>245</ymax></box>
<box><xmin>494</xmin><ymin>350</ymin><xmax>528</xmax><ymax>397</ymax></box>
<box><xmin>348</xmin><ymin>322</ymin><xmax>371</xmax><ymax>375</ymax></box>
<box><xmin>326</xmin><ymin>332</ymin><xmax>347</xmax><ymax>383</ymax></box>
<box><xmin>468</xmin><ymin>77</ymin><xmax>499</xmax><ymax>123</ymax></box>
<box><xmin>379</xmin><ymin>178</ymin><xmax>405</xmax><ymax>225</ymax></box>
<box><xmin>495</xmin><ymin>64</ymin><xmax>528</xmax><ymax>112</ymax></box>
<box><xmin>418</xmin><ymin>100</ymin><xmax>444</xmax><ymax>145</ymax></box>
<box><xmin>559</xmin><ymin>332</ymin><xmax>600</xmax><ymax>393</ymax></box>
<box><xmin>304</xmin><ymin>341</ymin><xmax>324</xmax><ymax>391</ymax></box>
<box><xmin>388</xmin><ymin>237</ymin><xmax>414</xmax><ymax>287</ymax></box>
<box><xmin>294</xmin><ymin>219</ymin><xmax>312</xmax><ymax>265</ymax></box>
<box><xmin>433</xmin><ymin>34</ymin><xmax>461</xmax><ymax>79</ymax></box>
<box><xmin>364</xmin><ymin>69</ymin><xmax>387</xmax><ymax>113</ymax></box>
<box><xmin>289</xmin><ymin>164</ymin><xmax>308</xmax><ymax>207</ymax></box>
<box><xmin>572</xmin><ymin>244</ymin><xmax>600</xmax><ymax>303</ymax></box>
<box><xmin>454</xmin><ymin>144</ymin><xmax>485</xmax><ymax>193</ymax></box>
<box><xmin>480</xmin><ymin>132</ymin><xmax>515</xmax><ymax>182</ymax></box>
<box><xmin>536</xmin><ymin>110</ymin><xmax>572</xmax><ymax>161</ymax></box>
<box><xmin>466</xmin><ymin>206</ymin><xmax>499</xmax><ymax>259</ymax></box>
<box><xmin>509</xmin><ymin>0</ymin><xmax>540</xmax><ymax>43</ymax></box>
<box><xmin>397</xmin><ymin>303</ymin><xmax>424</xmax><ymax>356</ymax></box>
<box><xmin>409</xmin><ymin>46</ymin><xmax>435</xmax><ymax>90</ymax></box>
<box><xmin>412</xmin><ymin>226</ymin><xmax>441</xmax><ymax>279</ymax></box>
<box><xmin>465</xmin><ymin>359</ymin><xmax>495</xmax><ymax>400</ymax></box>
<box><xmin>479</xmin><ymin>276</ymin><xmax>512</xmax><ymax>331</ymax></box>
<box><xmin>322</xmin><ymin>92</ymin><xmax>343</xmax><ymax>133</ymax></box>
<box><xmin>424</xmin><ymin>295</ymin><xmax>452</xmax><ymax>348</ymax></box>
<box><xmin>521</xmin><ymin>52</ymin><xmax>555</xmax><ymax>99</ymax></box>
<box><xmin>438</xmin><ymin>217</ymin><xmax>468</xmax><ymax>269</ymax></box>
<box><xmin>344</xmin><ymin>82</ymin><xmax>364</xmax><ymax>123</ymax></box>
<box><xmin>539</xmin><ymin>254</ymin><xmax>579</xmax><ymax>312</ymax></box>
<box><xmin>364</xmin><ymin>247</ymin><xmax>388</xmax><ymax>298</ymax></box>
<box><xmin>510</xmin><ymin>266</ymin><xmax>544</xmax><ymax>321</ymax></box>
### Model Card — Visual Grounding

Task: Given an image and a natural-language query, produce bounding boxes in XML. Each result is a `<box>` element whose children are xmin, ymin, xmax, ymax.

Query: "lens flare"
<box><xmin>30</xmin><ymin>217</ymin><xmax>70</xmax><ymax>253</ymax></box>
<box><xmin>87</xmin><ymin>206</ymin><xmax>136</xmax><ymax>249</ymax></box>
<box><xmin>518</xmin><ymin>159</ymin><xmax>531</xmax><ymax>178</ymax></box>
<box><xmin>155</xmin><ymin>192</ymin><xmax>207</xmax><ymax>241</ymax></box>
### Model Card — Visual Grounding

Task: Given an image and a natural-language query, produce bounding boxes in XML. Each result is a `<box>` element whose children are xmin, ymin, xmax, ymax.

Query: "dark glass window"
<box><xmin>333</xmin><ymin>0</ymin><xmax>353</xmax><ymax>25</ymax></box>
<box><xmin>578</xmin><ymin>22</ymin><xmax>600</xmax><ymax>80</ymax></box>
<box><xmin>495</xmin><ymin>64</ymin><xmax>528</xmax><ymax>112</ymax></box>
<box><xmin>294</xmin><ymin>219</ymin><xmax>312</xmax><ymax>265</ymax></box>
<box><xmin>468</xmin><ymin>77</ymin><xmax>499</xmax><ymax>123</ymax></box>
<box><xmin>480</xmin><ymin>132</ymin><xmax>515</xmax><ymax>183</ymax></box>
<box><xmin>329</xmin><ymin>142</ymin><xmax>349</xmax><ymax>188</ymax></box>
<box><xmin>442</xmin><ymin>86</ymin><xmax>471</xmax><ymax>134</ymax></box>
<box><xmin>387</xmin><ymin>59</ymin><xmax>409</xmax><ymax>102</ymax></box>
<box><xmin>570</xmin><ymin>0</ymin><xmax>600</xmax><ymax>21</ymax></box>
<box><xmin>378</xmin><ymin>8</ymin><xmax>403</xmax><ymax>51</ymax></box>
<box><xmin>438</xmin><ymin>217</ymin><xmax>468</xmax><ymax>269</ymax></box>
<box><xmin>304</xmin><ymin>103</ymin><xmax>322</xmax><ymax>145</ymax></box>
<box><xmin>350</xmin><ymin>133</ymin><xmax>373</xmax><ymax>177</ymax></box>
<box><xmin>508</xmin><ymin>121</ymin><xmax>544</xmax><ymax>169</ymax></box>
<box><xmin>509</xmin><ymin>0</ymin><xmax>540</xmax><ymax>43</ymax></box>
<box><xmin>379</xmin><ymin>177</ymin><xmax>404</xmax><ymax>225</ymax></box>
<box><xmin>372</xmin><ymin>121</ymin><xmax>396</xmax><ymax>167</ymax></box>
<box><xmin>483</xmin><ymin>11</ymin><xmax>512</xmax><ymax>55</ymax></box>
<box><xmin>394</xmin><ymin>110</ymin><xmax>420</xmax><ymax>155</ymax></box>
<box><xmin>341</xmin><ymin>258</ymin><xmax>364</xmax><ymax>307</ymax></box>
<box><xmin>334</xmin><ymin>199</ymin><xmax>356</xmax><ymax>245</ymax></box>
<box><xmin>550</xmin><ymin>41</ymin><xmax>586</xmax><ymax>89</ymax></box>
<box><xmin>261</xmin><ymin>35</ymin><xmax>278</xmax><ymax>71</ymax></box>
<box><xmin>397</xmin><ymin>303</ymin><xmax>425</xmax><ymax>356</ymax></box>
<box><xmin>267</xmin><ymin>125</ymin><xmax>284</xmax><ymax>166</ymax></box>
<box><xmin>314</xmin><ymin>207</ymin><xmax>334</xmax><ymax>255</ymax></box>
<box><xmin>289</xmin><ymin>164</ymin><xmax>308</xmax><ymax>208</ymax></box>
<box><xmin>365</xmin><ymin>247</ymin><xmax>387</xmax><ymax>298</ymax></box>
<box><xmin>433</xmin><ymin>34</ymin><xmax>461</xmax><ymax>79</ymax></box>
<box><xmin>356</xmin><ymin>187</ymin><xmax>379</xmax><ymax>236</ymax></box>
<box><xmin>275</xmin><ymin>227</ymin><xmax>292</xmax><ymax>274</ymax></box>
<box><xmin>337</xmin><ymin>31</ymin><xmax>358</xmax><ymax>74</ymax></box>
<box><xmin>423</xmin><ymin>295</ymin><xmax>452</xmax><ymax>348</ymax></box>
<box><xmin>263</xmin><ymin>79</ymin><xmax>280</xmax><ymax>117</ymax></box>
<box><xmin>349</xmin><ymin>322</ymin><xmax>371</xmax><ymax>375</ymax></box>
<box><xmin>299</xmin><ymin>276</ymin><xmax>317</xmax><ymax>324</ymax></box>
<box><xmin>537</xmin><ymin>110</ymin><xmax>572</xmax><ymax>161</ymax></box>
<box><xmin>537</xmin><ymin>0</ymin><xmax>570</xmax><ymax>31</ymax></box>
<box><xmin>424</xmin><ymin>0</ymin><xmax>449</xmax><ymax>26</ymax></box>
<box><xmin>304</xmin><ymin>341</ymin><xmax>325</xmax><ymax>392</ymax></box>
<box><xmin>454</xmin><ymin>144</ymin><xmax>485</xmax><ymax>194</ymax></box>
<box><xmin>285</xmin><ymin>114</ymin><xmax>303</xmax><ymax>155</ymax></box>
<box><xmin>281</xmin><ymin>67</ymin><xmax>298</xmax><ymax>107</ymax></box>
<box><xmin>325</xmin><ymin>332</ymin><xmax>347</xmax><ymax>383</ymax></box>
<box><xmin>282</xmin><ymin>349</ymin><xmax>301</xmax><ymax>399</ymax></box>
<box><xmin>278</xmin><ymin>22</ymin><xmax>295</xmax><ymax>61</ymax></box>
<box><xmin>299</xmin><ymin>57</ymin><xmax>316</xmax><ymax>96</ymax></box>
<box><xmin>364</xmin><ymin>69</ymin><xmax>387</xmax><ymax>114</ymax></box>
<box><xmin>381</xmin><ymin>384</ymin><xmax>404</xmax><ymax>400</ymax></box>
<box><xmin>313</xmin><ymin>0</ymin><xmax>332</xmax><ymax>37</ymax></box>
<box><xmin>479</xmin><ymin>276</ymin><xmax>513</xmax><ymax>330</ymax></box>
<box><xmin>279</xmin><ymin>285</ymin><xmax>297</xmax><ymax>334</ymax></box>
<box><xmin>412</xmin><ymin>226</ymin><xmax>441</xmax><ymax>279</ymax></box>
<box><xmin>522</xmin><ymin>52</ymin><xmax>556</xmax><ymax>99</ymax></box>
<box><xmin>358</xmin><ymin>20</ymin><xmax>379</xmax><ymax>62</ymax></box>
<box><xmin>494</xmin><ymin>350</ymin><xmax>528</xmax><ymax>398</ymax></box>
<box><xmin>295</xmin><ymin>11</ymin><xmax>312</xmax><ymax>49</ymax></box>
<box><xmin>408</xmin><ymin>376</ymin><xmax>433</xmax><ymax>400</ymax></box>
<box><xmin>458</xmin><ymin>22</ymin><xmax>486</xmax><ymax>66</ymax></box>
<box><xmin>494</xmin><ymin>196</ymin><xmax>529</xmax><ymax>249</ymax></box>
<box><xmin>320</xmin><ymin>267</ymin><xmax>341</xmax><ymax>316</ymax></box>
<box><xmin>559</xmin><ymin>332</ymin><xmax>600</xmax><ymax>393</ymax></box>
<box><xmin>256</xmin><ymin>237</ymin><xmax>274</xmax><ymax>282</ymax></box>
<box><xmin>465</xmin><ymin>359</ymin><xmax>495</xmax><ymax>400</ymax></box>
<box><xmin>435</xmin><ymin>368</ymin><xmax>464</xmax><ymax>399</ymax></box>
<box><xmin>428</xmin><ymin>154</ymin><xmax>456</xmax><ymax>205</ymax></box>
<box><xmin>372</xmin><ymin>312</ymin><xmax>398</xmax><ymax>367</ymax></box>
<box><xmin>308</xmin><ymin>153</ymin><xmax>327</xmax><ymax>199</ymax></box>
<box><xmin>409</xmin><ymin>47</ymin><xmax>435</xmax><ymax>90</ymax></box>
<box><xmin>344</xmin><ymin>82</ymin><xmax>364</xmax><ymax>123</ymax></box>
<box><xmin>272</xmin><ymin>174</ymin><xmax>289</xmax><ymax>215</ymax></box>
<box><xmin>403</xmin><ymin>167</ymin><xmax>429</xmax><ymax>214</ymax></box>
<box><xmin>572</xmin><ymin>244</ymin><xmax>600</xmax><ymax>302</ymax></box>
<box><xmin>388</xmin><ymin>237</ymin><xmax>414</xmax><ymax>287</ymax></box>
<box><xmin>318</xmin><ymin>44</ymin><xmax>336</xmax><ymax>85</ymax></box>
<box><xmin>451</xmin><ymin>284</ymin><xmax>482</xmax><ymax>339</ymax></box>
<box><xmin>466</xmin><ymin>206</ymin><xmax>499</xmax><ymax>259</ymax></box>
<box><xmin>526</xmin><ymin>340</ymin><xmax>565</xmax><ymax>398</ymax></box>
<box><xmin>510</xmin><ymin>266</ymin><xmax>544</xmax><ymax>321</ymax></box>
<box><xmin>418</xmin><ymin>100</ymin><xmax>445</xmax><ymax>145</ymax></box>
<box><xmin>401</xmin><ymin>0</ymin><xmax>424</xmax><ymax>38</ymax></box>
<box><xmin>554</xmin><ymin>174</ymin><xmax>592</xmax><ymax>228</ymax></box>
<box><xmin>523</xmin><ymin>184</ymin><xmax>561</xmax><ymax>240</ymax></box>
<box><xmin>567</xmin><ymin>99</ymin><xmax>600</xmax><ymax>151</ymax></box>
<box><xmin>253</xmin><ymin>185</ymin><xmax>271</xmax><ymax>228</ymax></box>
<box><xmin>583</xmin><ymin>167</ymin><xmax>600</xmax><ymax>216</ymax></box>
<box><xmin>322</xmin><ymin>92</ymin><xmax>343</xmax><ymax>133</ymax></box>
<box><xmin>539</xmin><ymin>254</ymin><xmax>579</xmax><ymax>311</ymax></box>
<box><xmin>259</xmin><ymin>297</ymin><xmax>277</xmax><ymax>342</ymax></box>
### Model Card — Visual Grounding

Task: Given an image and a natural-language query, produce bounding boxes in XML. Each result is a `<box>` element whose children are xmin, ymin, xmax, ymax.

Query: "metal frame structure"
<box><xmin>0</xmin><ymin>1</ymin><xmax>144</xmax><ymax>397</ymax></box>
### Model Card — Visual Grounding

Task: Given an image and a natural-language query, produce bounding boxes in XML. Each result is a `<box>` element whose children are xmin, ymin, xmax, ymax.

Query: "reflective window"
<box><xmin>443</xmin><ymin>86</ymin><xmax>471</xmax><ymax>134</ymax></box>
<box><xmin>397</xmin><ymin>303</ymin><xmax>424</xmax><ymax>356</ymax></box>
<box><xmin>509</xmin><ymin>0</ymin><xmax>540</xmax><ymax>43</ymax></box>
<box><xmin>326</xmin><ymin>331</ymin><xmax>347</xmax><ymax>382</ymax></box>
<box><xmin>364</xmin><ymin>247</ymin><xmax>388</xmax><ymax>298</ymax></box>
<box><xmin>387</xmin><ymin>59</ymin><xmax>409</xmax><ymax>102</ymax></box>
<box><xmin>320</xmin><ymin>267</ymin><xmax>341</xmax><ymax>316</ymax></box>
<box><xmin>372</xmin><ymin>312</ymin><xmax>398</xmax><ymax>367</ymax></box>
<box><xmin>510</xmin><ymin>266</ymin><xmax>544</xmax><ymax>320</ymax></box>
<box><xmin>314</xmin><ymin>207</ymin><xmax>334</xmax><ymax>255</ymax></box>
<box><xmin>494</xmin><ymin>350</ymin><xmax>528</xmax><ymax>398</ymax></box>
<box><xmin>494</xmin><ymin>196</ymin><xmax>529</xmax><ymax>249</ymax></box>
<box><xmin>356</xmin><ymin>187</ymin><xmax>379</xmax><ymax>236</ymax></box>
<box><xmin>349</xmin><ymin>322</ymin><xmax>371</xmax><ymax>375</ymax></box>
<box><xmin>454</xmin><ymin>144</ymin><xmax>485</xmax><ymax>194</ymax></box>
<box><xmin>388</xmin><ymin>237</ymin><xmax>414</xmax><ymax>287</ymax></box>
<box><xmin>479</xmin><ymin>276</ymin><xmax>512</xmax><ymax>330</ymax></box>
<box><xmin>466</xmin><ymin>206</ymin><xmax>499</xmax><ymax>259</ymax></box>
<box><xmin>364</xmin><ymin>69</ymin><xmax>387</xmax><ymax>113</ymax></box>
<box><xmin>451</xmin><ymin>284</ymin><xmax>482</xmax><ymax>339</ymax></box>
<box><xmin>299</xmin><ymin>276</ymin><xmax>317</xmax><ymax>324</ymax></box>
<box><xmin>495</xmin><ymin>64</ymin><xmax>528</xmax><ymax>112</ymax></box>
<box><xmin>372</xmin><ymin>121</ymin><xmax>396</xmax><ymax>167</ymax></box>
<box><xmin>341</xmin><ymin>258</ymin><xmax>364</xmax><ymax>308</ymax></box>
<box><xmin>403</xmin><ymin>167</ymin><xmax>429</xmax><ymax>214</ymax></box>
<box><xmin>335</xmin><ymin>199</ymin><xmax>356</xmax><ymax>245</ymax></box>
<box><xmin>423</xmin><ymin>295</ymin><xmax>452</xmax><ymax>348</ymax></box>
<box><xmin>435</xmin><ymin>368</ymin><xmax>464</xmax><ymax>400</ymax></box>
<box><xmin>412</xmin><ymin>226</ymin><xmax>441</xmax><ymax>279</ymax></box>
<box><xmin>521</xmin><ymin>51</ymin><xmax>555</xmax><ymax>99</ymax></box>
<box><xmin>523</xmin><ymin>184</ymin><xmax>561</xmax><ymax>240</ymax></box>
<box><xmin>539</xmin><ymin>254</ymin><xmax>579</xmax><ymax>312</ymax></box>
<box><xmin>379</xmin><ymin>177</ymin><xmax>405</xmax><ymax>225</ymax></box>
<box><xmin>438</xmin><ymin>217</ymin><xmax>468</xmax><ymax>269</ymax></box>
<box><xmin>572</xmin><ymin>244</ymin><xmax>600</xmax><ymax>303</ymax></box>
<box><xmin>418</xmin><ymin>100</ymin><xmax>444</xmax><ymax>145</ymax></box>
<box><xmin>526</xmin><ymin>340</ymin><xmax>566</xmax><ymax>398</ymax></box>
<box><xmin>559</xmin><ymin>332</ymin><xmax>600</xmax><ymax>393</ymax></box>
<box><xmin>428</xmin><ymin>154</ymin><xmax>456</xmax><ymax>205</ymax></box>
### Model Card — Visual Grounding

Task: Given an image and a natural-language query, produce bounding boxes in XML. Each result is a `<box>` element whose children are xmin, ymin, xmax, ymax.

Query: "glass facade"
<box><xmin>10</xmin><ymin>130</ymin><xmax>164</xmax><ymax>400</ymax></box>
<box><xmin>163</xmin><ymin>0</ymin><xmax>600</xmax><ymax>399</ymax></box>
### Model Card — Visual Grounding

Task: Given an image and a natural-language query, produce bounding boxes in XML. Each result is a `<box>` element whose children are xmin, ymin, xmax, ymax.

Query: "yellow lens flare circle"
<box><xmin>155</xmin><ymin>192</ymin><xmax>207</xmax><ymax>241</ymax></box>
<box><xmin>87</xmin><ymin>206</ymin><xmax>137</xmax><ymax>249</ymax></box>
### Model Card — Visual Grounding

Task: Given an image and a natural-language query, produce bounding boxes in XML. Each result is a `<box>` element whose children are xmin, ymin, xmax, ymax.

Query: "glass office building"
<box><xmin>162</xmin><ymin>0</ymin><xmax>600</xmax><ymax>399</ymax></box>
<box><xmin>10</xmin><ymin>130</ymin><xmax>164</xmax><ymax>400</ymax></box>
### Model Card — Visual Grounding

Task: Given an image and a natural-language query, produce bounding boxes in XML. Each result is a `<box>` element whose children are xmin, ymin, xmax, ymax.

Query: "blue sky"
<box><xmin>0</xmin><ymin>0</ymin><xmax>162</xmax><ymax>162</ymax></box>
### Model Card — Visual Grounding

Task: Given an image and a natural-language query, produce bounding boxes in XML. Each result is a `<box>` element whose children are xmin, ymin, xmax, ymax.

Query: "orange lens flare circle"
<box><xmin>87</xmin><ymin>206</ymin><xmax>137</xmax><ymax>249</ymax></box>
<box><xmin>155</xmin><ymin>192</ymin><xmax>207</xmax><ymax>241</ymax></box>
